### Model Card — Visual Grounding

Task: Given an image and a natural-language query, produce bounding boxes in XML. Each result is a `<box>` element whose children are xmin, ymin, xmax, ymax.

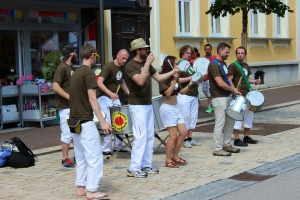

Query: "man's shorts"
<box><xmin>202</xmin><ymin>80</ymin><xmax>211</xmax><ymax>98</ymax></box>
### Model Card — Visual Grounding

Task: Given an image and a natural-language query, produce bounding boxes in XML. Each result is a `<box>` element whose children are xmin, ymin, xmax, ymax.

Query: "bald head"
<box><xmin>115</xmin><ymin>49</ymin><xmax>129</xmax><ymax>67</ymax></box>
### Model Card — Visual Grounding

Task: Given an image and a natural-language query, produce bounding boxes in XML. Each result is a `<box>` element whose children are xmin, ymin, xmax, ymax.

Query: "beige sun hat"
<box><xmin>129</xmin><ymin>38</ymin><xmax>150</xmax><ymax>51</ymax></box>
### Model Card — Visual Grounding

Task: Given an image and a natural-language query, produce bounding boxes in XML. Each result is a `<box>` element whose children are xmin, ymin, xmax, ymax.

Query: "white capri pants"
<box><xmin>177</xmin><ymin>94</ymin><xmax>198</xmax><ymax>130</ymax></box>
<box><xmin>234</xmin><ymin>110</ymin><xmax>254</xmax><ymax>130</ymax></box>
<box><xmin>212</xmin><ymin>97</ymin><xmax>235</xmax><ymax>151</ymax></box>
<box><xmin>129</xmin><ymin>104</ymin><xmax>154</xmax><ymax>171</ymax></box>
<box><xmin>72</xmin><ymin>121</ymin><xmax>103</xmax><ymax>192</ymax></box>
<box><xmin>97</xmin><ymin>96</ymin><xmax>123</xmax><ymax>152</ymax></box>
<box><xmin>59</xmin><ymin>108</ymin><xmax>72</xmax><ymax>144</ymax></box>
<box><xmin>159</xmin><ymin>104</ymin><xmax>185</xmax><ymax>128</ymax></box>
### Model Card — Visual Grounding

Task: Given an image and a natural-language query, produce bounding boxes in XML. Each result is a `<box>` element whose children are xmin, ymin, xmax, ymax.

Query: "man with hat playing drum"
<box><xmin>96</xmin><ymin>49</ymin><xmax>130</xmax><ymax>156</ymax></box>
<box><xmin>124</xmin><ymin>38</ymin><xmax>179</xmax><ymax>178</ymax></box>
<box><xmin>207</xmin><ymin>43</ymin><xmax>241</xmax><ymax>156</ymax></box>
<box><xmin>228</xmin><ymin>46</ymin><xmax>261</xmax><ymax>147</ymax></box>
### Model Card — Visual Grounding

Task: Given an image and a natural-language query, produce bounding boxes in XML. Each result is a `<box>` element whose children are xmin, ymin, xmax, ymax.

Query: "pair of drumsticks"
<box><xmin>236</xmin><ymin>76</ymin><xmax>261</xmax><ymax>91</ymax></box>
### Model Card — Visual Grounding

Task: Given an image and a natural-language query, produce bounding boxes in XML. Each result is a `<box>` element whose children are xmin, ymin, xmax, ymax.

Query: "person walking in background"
<box><xmin>190</xmin><ymin>47</ymin><xmax>202</xmax><ymax>110</ymax></box>
<box><xmin>203</xmin><ymin>44</ymin><xmax>216</xmax><ymax>114</ymax></box>
<box><xmin>178</xmin><ymin>45</ymin><xmax>201</xmax><ymax>148</ymax></box>
<box><xmin>228</xmin><ymin>46</ymin><xmax>260</xmax><ymax>147</ymax></box>
<box><xmin>124</xmin><ymin>38</ymin><xmax>179</xmax><ymax>178</ymax></box>
<box><xmin>69</xmin><ymin>44</ymin><xmax>112</xmax><ymax>199</ymax></box>
<box><xmin>159</xmin><ymin>56</ymin><xmax>195</xmax><ymax>168</ymax></box>
<box><xmin>207</xmin><ymin>43</ymin><xmax>241</xmax><ymax>156</ymax></box>
<box><xmin>96</xmin><ymin>49</ymin><xmax>130</xmax><ymax>156</ymax></box>
<box><xmin>53</xmin><ymin>45</ymin><xmax>77</xmax><ymax>168</ymax></box>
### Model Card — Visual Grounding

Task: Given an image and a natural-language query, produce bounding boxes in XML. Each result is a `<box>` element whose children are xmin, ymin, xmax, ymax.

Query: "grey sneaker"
<box><xmin>183</xmin><ymin>141</ymin><xmax>192</xmax><ymax>148</ymax></box>
<box><xmin>190</xmin><ymin>139</ymin><xmax>201</xmax><ymax>146</ymax></box>
<box><xmin>141</xmin><ymin>167</ymin><xmax>159</xmax><ymax>174</ymax></box>
<box><xmin>213</xmin><ymin>149</ymin><xmax>232</xmax><ymax>156</ymax></box>
<box><xmin>223</xmin><ymin>145</ymin><xmax>240</xmax><ymax>153</ymax></box>
<box><xmin>126</xmin><ymin>168</ymin><xmax>148</xmax><ymax>178</ymax></box>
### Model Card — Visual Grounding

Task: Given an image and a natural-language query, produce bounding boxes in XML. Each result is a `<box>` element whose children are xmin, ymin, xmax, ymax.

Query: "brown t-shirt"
<box><xmin>96</xmin><ymin>61</ymin><xmax>124</xmax><ymax>98</ymax></box>
<box><xmin>208</xmin><ymin>59</ymin><xmax>230</xmax><ymax>98</ymax></box>
<box><xmin>228</xmin><ymin>61</ymin><xmax>252</xmax><ymax>96</ymax></box>
<box><xmin>53</xmin><ymin>62</ymin><xmax>74</xmax><ymax>110</ymax></box>
<box><xmin>158</xmin><ymin>79</ymin><xmax>182</xmax><ymax>96</ymax></box>
<box><xmin>178</xmin><ymin>61</ymin><xmax>198</xmax><ymax>97</ymax></box>
<box><xmin>69</xmin><ymin>65</ymin><xmax>98</xmax><ymax>121</ymax></box>
<box><xmin>124</xmin><ymin>59</ymin><xmax>157</xmax><ymax>105</ymax></box>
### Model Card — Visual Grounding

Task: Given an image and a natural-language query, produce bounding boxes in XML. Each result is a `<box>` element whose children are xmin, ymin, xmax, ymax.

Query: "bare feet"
<box><xmin>86</xmin><ymin>191</ymin><xmax>109</xmax><ymax>200</ymax></box>
<box><xmin>75</xmin><ymin>186</ymin><xmax>87</xmax><ymax>197</ymax></box>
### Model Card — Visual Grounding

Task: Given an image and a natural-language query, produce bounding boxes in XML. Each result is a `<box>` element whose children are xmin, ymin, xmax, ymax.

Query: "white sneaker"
<box><xmin>183</xmin><ymin>141</ymin><xmax>192</xmax><ymax>148</ymax></box>
<box><xmin>190</xmin><ymin>139</ymin><xmax>201</xmax><ymax>146</ymax></box>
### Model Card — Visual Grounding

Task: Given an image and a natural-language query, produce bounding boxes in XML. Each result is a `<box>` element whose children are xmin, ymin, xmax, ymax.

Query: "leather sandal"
<box><xmin>165</xmin><ymin>161</ymin><xmax>179</xmax><ymax>168</ymax></box>
<box><xmin>172</xmin><ymin>157</ymin><xmax>187</xmax><ymax>165</ymax></box>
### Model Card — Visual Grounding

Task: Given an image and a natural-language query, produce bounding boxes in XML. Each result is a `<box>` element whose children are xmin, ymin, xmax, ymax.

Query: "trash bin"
<box><xmin>254</xmin><ymin>70</ymin><xmax>265</xmax><ymax>84</ymax></box>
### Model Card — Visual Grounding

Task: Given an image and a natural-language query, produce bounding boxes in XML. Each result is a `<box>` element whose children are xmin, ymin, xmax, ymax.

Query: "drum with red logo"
<box><xmin>110</xmin><ymin>105</ymin><xmax>133</xmax><ymax>135</ymax></box>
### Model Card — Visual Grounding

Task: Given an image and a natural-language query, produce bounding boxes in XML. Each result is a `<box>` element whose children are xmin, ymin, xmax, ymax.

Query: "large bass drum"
<box><xmin>110</xmin><ymin>105</ymin><xmax>133</xmax><ymax>135</ymax></box>
<box><xmin>226</xmin><ymin>95</ymin><xmax>250</xmax><ymax>121</ymax></box>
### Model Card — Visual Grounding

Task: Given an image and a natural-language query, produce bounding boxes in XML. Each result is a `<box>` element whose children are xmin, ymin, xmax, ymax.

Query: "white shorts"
<box><xmin>59</xmin><ymin>108</ymin><xmax>72</xmax><ymax>144</ymax></box>
<box><xmin>159</xmin><ymin>104</ymin><xmax>185</xmax><ymax>128</ymax></box>
<box><xmin>202</xmin><ymin>80</ymin><xmax>211</xmax><ymax>98</ymax></box>
<box><xmin>234</xmin><ymin>110</ymin><xmax>254</xmax><ymax>130</ymax></box>
<box><xmin>177</xmin><ymin>94</ymin><xmax>198</xmax><ymax>130</ymax></box>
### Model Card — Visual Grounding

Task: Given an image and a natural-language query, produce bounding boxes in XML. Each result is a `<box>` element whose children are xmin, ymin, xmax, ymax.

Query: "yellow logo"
<box><xmin>112</xmin><ymin>111</ymin><xmax>128</xmax><ymax>131</ymax></box>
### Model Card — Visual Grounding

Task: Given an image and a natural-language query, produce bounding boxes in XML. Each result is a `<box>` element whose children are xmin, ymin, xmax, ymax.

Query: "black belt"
<box><xmin>80</xmin><ymin>120</ymin><xmax>91</xmax><ymax>124</ymax></box>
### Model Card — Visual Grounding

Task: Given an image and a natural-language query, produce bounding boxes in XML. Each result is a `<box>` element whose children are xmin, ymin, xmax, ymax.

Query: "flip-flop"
<box><xmin>172</xmin><ymin>157</ymin><xmax>187</xmax><ymax>165</ymax></box>
<box><xmin>87</xmin><ymin>193</ymin><xmax>109</xmax><ymax>200</ymax></box>
<box><xmin>165</xmin><ymin>161</ymin><xmax>179</xmax><ymax>168</ymax></box>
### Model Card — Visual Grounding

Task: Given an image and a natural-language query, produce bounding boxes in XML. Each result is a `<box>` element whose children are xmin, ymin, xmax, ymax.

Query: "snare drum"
<box><xmin>246</xmin><ymin>91</ymin><xmax>265</xmax><ymax>112</ymax></box>
<box><xmin>226</xmin><ymin>95</ymin><xmax>250</xmax><ymax>121</ymax></box>
<box><xmin>178</xmin><ymin>60</ymin><xmax>195</xmax><ymax>75</ymax></box>
<box><xmin>152</xmin><ymin>95</ymin><xmax>164</xmax><ymax>132</ymax></box>
<box><xmin>110</xmin><ymin>105</ymin><xmax>133</xmax><ymax>135</ymax></box>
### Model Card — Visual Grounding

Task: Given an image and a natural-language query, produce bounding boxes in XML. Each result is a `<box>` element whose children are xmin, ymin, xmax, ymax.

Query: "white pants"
<box><xmin>234</xmin><ymin>110</ymin><xmax>254</xmax><ymax>130</ymax></box>
<box><xmin>129</xmin><ymin>105</ymin><xmax>154</xmax><ymax>171</ymax></box>
<box><xmin>212</xmin><ymin>97</ymin><xmax>235</xmax><ymax>151</ymax></box>
<box><xmin>97</xmin><ymin>96</ymin><xmax>123</xmax><ymax>152</ymax></box>
<box><xmin>177</xmin><ymin>94</ymin><xmax>198</xmax><ymax>130</ymax></box>
<box><xmin>59</xmin><ymin>109</ymin><xmax>72</xmax><ymax>144</ymax></box>
<box><xmin>72</xmin><ymin>121</ymin><xmax>103</xmax><ymax>192</ymax></box>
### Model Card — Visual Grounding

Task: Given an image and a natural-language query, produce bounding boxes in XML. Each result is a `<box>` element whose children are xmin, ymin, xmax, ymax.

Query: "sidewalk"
<box><xmin>0</xmin><ymin>84</ymin><xmax>299</xmax><ymax>199</ymax></box>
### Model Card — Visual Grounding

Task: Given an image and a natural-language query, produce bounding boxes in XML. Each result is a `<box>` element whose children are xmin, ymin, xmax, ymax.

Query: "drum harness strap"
<box><xmin>212</xmin><ymin>59</ymin><xmax>231</xmax><ymax>95</ymax></box>
<box><xmin>234</xmin><ymin>61</ymin><xmax>252</xmax><ymax>91</ymax></box>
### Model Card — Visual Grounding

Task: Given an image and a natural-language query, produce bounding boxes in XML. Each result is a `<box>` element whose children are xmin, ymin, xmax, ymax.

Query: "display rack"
<box><xmin>21</xmin><ymin>84</ymin><xmax>56</xmax><ymax>128</ymax></box>
<box><xmin>0</xmin><ymin>85</ymin><xmax>22</xmax><ymax>129</ymax></box>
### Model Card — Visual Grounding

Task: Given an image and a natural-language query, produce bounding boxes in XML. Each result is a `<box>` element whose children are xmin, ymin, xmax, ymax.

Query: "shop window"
<box><xmin>0</xmin><ymin>8</ymin><xmax>23</xmax><ymax>23</ymax></box>
<box><xmin>178</xmin><ymin>0</ymin><xmax>192</xmax><ymax>36</ymax></box>
<box><xmin>30</xmin><ymin>31</ymin><xmax>78</xmax><ymax>83</ymax></box>
<box><xmin>29</xmin><ymin>11</ymin><xmax>77</xmax><ymax>24</ymax></box>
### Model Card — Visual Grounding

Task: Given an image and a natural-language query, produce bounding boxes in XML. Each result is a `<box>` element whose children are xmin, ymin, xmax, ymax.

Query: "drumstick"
<box><xmin>236</xmin><ymin>76</ymin><xmax>243</xmax><ymax>90</ymax></box>
<box><xmin>167</xmin><ymin>59</ymin><xmax>174</xmax><ymax>70</ymax></box>
<box><xmin>256</xmin><ymin>76</ymin><xmax>260</xmax><ymax>91</ymax></box>
<box><xmin>112</xmin><ymin>85</ymin><xmax>121</xmax><ymax>103</ymax></box>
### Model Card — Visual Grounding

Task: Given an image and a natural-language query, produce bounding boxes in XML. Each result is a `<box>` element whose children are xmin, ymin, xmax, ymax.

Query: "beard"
<box><xmin>140</xmin><ymin>52</ymin><xmax>147</xmax><ymax>60</ymax></box>
<box><xmin>71</xmin><ymin>55</ymin><xmax>78</xmax><ymax>65</ymax></box>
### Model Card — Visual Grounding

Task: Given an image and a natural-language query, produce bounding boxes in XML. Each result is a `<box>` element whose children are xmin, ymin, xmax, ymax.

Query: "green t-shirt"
<box><xmin>158</xmin><ymin>79</ymin><xmax>182</xmax><ymax>96</ymax></box>
<box><xmin>124</xmin><ymin>59</ymin><xmax>156</xmax><ymax>105</ymax></box>
<box><xmin>207</xmin><ymin>59</ymin><xmax>230</xmax><ymax>98</ymax></box>
<box><xmin>96</xmin><ymin>61</ymin><xmax>124</xmax><ymax>98</ymax></box>
<box><xmin>69</xmin><ymin>65</ymin><xmax>98</xmax><ymax>121</ymax></box>
<box><xmin>53</xmin><ymin>62</ymin><xmax>74</xmax><ymax>110</ymax></box>
<box><xmin>228</xmin><ymin>61</ymin><xmax>252</xmax><ymax>97</ymax></box>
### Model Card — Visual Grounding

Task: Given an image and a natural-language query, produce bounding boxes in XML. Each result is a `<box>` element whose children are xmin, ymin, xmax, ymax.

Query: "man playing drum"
<box><xmin>96</xmin><ymin>49</ymin><xmax>130</xmax><ymax>156</ymax></box>
<box><xmin>177</xmin><ymin>45</ymin><xmax>201</xmax><ymax>148</ymax></box>
<box><xmin>228</xmin><ymin>46</ymin><xmax>261</xmax><ymax>147</ymax></box>
<box><xmin>124</xmin><ymin>38</ymin><xmax>179</xmax><ymax>178</ymax></box>
<box><xmin>207</xmin><ymin>43</ymin><xmax>241</xmax><ymax>156</ymax></box>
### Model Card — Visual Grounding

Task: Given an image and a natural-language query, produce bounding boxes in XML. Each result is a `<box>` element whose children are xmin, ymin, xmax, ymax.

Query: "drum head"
<box><xmin>193</xmin><ymin>58</ymin><xmax>210</xmax><ymax>76</ymax></box>
<box><xmin>178</xmin><ymin>60</ymin><xmax>190</xmax><ymax>71</ymax></box>
<box><xmin>192</xmin><ymin>72</ymin><xmax>202</xmax><ymax>82</ymax></box>
<box><xmin>246</xmin><ymin>91</ymin><xmax>265</xmax><ymax>106</ymax></box>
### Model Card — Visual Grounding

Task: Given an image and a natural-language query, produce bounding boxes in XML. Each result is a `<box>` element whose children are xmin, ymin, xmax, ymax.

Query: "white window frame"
<box><xmin>177</xmin><ymin>0</ymin><xmax>192</xmax><ymax>36</ymax></box>
<box><xmin>210</xmin><ymin>0</ymin><xmax>222</xmax><ymax>36</ymax></box>
<box><xmin>274</xmin><ymin>0</ymin><xmax>289</xmax><ymax>38</ymax></box>
<box><xmin>250</xmin><ymin>10</ymin><xmax>266</xmax><ymax>37</ymax></box>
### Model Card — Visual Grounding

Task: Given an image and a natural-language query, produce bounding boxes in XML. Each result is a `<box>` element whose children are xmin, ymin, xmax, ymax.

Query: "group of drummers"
<box><xmin>53</xmin><ymin>39</ymin><xmax>264</xmax><ymax>198</ymax></box>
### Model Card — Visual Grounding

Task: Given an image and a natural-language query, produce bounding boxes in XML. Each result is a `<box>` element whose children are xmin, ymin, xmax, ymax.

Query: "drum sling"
<box><xmin>234</xmin><ymin>61</ymin><xmax>252</xmax><ymax>90</ymax></box>
<box><xmin>212</xmin><ymin>59</ymin><xmax>231</xmax><ymax>95</ymax></box>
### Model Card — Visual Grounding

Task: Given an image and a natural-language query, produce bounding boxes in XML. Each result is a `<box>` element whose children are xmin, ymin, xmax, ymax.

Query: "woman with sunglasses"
<box><xmin>158</xmin><ymin>56</ymin><xmax>195</xmax><ymax>168</ymax></box>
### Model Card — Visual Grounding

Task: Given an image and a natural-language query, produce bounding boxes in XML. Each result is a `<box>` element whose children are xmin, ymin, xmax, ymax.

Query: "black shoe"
<box><xmin>102</xmin><ymin>151</ymin><xmax>112</xmax><ymax>156</ymax></box>
<box><xmin>234</xmin><ymin>139</ymin><xmax>248</xmax><ymax>147</ymax></box>
<box><xmin>113</xmin><ymin>149</ymin><xmax>129</xmax><ymax>153</ymax></box>
<box><xmin>243</xmin><ymin>136</ymin><xmax>258</xmax><ymax>144</ymax></box>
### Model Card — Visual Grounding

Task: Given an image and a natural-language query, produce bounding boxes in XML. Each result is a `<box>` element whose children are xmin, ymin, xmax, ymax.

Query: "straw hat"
<box><xmin>129</xmin><ymin>38</ymin><xmax>150</xmax><ymax>51</ymax></box>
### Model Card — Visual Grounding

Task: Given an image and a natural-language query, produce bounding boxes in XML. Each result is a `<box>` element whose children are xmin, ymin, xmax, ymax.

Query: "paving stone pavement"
<box><xmin>0</xmin><ymin>103</ymin><xmax>300</xmax><ymax>199</ymax></box>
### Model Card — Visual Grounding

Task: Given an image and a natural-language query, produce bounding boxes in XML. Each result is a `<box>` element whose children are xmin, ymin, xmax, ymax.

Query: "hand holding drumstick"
<box><xmin>112</xmin><ymin>85</ymin><xmax>121</xmax><ymax>103</ymax></box>
<box><xmin>232</xmin><ymin>76</ymin><xmax>242</xmax><ymax>95</ymax></box>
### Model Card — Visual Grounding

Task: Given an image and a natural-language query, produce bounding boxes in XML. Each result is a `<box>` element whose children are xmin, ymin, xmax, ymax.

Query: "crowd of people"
<box><xmin>53</xmin><ymin>38</ymin><xmax>261</xmax><ymax>199</ymax></box>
